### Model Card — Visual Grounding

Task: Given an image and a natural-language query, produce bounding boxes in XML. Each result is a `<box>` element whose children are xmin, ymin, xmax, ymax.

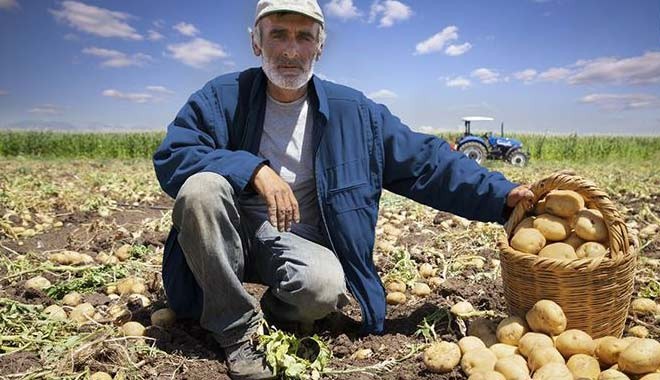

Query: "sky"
<box><xmin>1</xmin><ymin>0</ymin><xmax>659</xmax><ymax>135</ymax></box>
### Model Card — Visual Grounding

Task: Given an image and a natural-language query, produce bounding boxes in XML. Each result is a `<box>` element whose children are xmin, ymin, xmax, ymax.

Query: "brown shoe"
<box><xmin>224</xmin><ymin>338</ymin><xmax>276</xmax><ymax>380</ymax></box>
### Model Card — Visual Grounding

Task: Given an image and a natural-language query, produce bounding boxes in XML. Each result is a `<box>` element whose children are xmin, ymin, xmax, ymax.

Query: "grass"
<box><xmin>1</xmin><ymin>131</ymin><xmax>659</xmax><ymax>162</ymax></box>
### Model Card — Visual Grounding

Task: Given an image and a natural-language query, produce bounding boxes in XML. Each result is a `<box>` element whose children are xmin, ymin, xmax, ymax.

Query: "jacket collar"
<box><xmin>249</xmin><ymin>67</ymin><xmax>330</xmax><ymax>122</ymax></box>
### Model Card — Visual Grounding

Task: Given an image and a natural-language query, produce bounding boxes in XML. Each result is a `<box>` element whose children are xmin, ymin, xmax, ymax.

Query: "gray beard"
<box><xmin>261</xmin><ymin>52</ymin><xmax>315</xmax><ymax>90</ymax></box>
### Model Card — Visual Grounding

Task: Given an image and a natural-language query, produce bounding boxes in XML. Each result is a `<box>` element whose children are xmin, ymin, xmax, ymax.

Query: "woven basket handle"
<box><xmin>504</xmin><ymin>172</ymin><xmax>630</xmax><ymax>262</ymax></box>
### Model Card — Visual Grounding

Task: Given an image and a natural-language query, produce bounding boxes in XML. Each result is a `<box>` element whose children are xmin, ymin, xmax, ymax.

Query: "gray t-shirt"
<box><xmin>239</xmin><ymin>91</ymin><xmax>324</xmax><ymax>243</ymax></box>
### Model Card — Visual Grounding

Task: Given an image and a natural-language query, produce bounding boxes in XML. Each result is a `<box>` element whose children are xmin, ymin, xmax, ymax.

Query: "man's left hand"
<box><xmin>507</xmin><ymin>185</ymin><xmax>535</xmax><ymax>210</ymax></box>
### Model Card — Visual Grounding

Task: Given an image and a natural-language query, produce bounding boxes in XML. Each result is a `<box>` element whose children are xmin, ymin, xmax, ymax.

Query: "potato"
<box><xmin>469</xmin><ymin>318</ymin><xmax>498</xmax><ymax>347</ymax></box>
<box><xmin>151</xmin><ymin>308</ymin><xmax>176</xmax><ymax>328</ymax></box>
<box><xmin>352</xmin><ymin>348</ymin><xmax>373</xmax><ymax>360</ymax></box>
<box><xmin>461</xmin><ymin>347</ymin><xmax>498</xmax><ymax>376</ymax></box>
<box><xmin>127</xmin><ymin>294</ymin><xmax>151</xmax><ymax>308</ymax></box>
<box><xmin>62</xmin><ymin>292</ymin><xmax>82</xmax><ymax>306</ymax></box>
<box><xmin>490</xmin><ymin>343</ymin><xmax>518</xmax><ymax>359</ymax></box>
<box><xmin>49</xmin><ymin>253</ymin><xmax>70</xmax><ymax>265</ymax></box>
<box><xmin>627</xmin><ymin>325</ymin><xmax>649</xmax><ymax>338</ymax></box>
<box><xmin>538</xmin><ymin>243</ymin><xmax>578</xmax><ymax>260</ymax></box>
<box><xmin>496</xmin><ymin>316</ymin><xmax>529</xmax><ymax>346</ymax></box>
<box><xmin>596</xmin><ymin>336</ymin><xmax>631</xmax><ymax>366</ymax></box>
<box><xmin>598</xmin><ymin>369</ymin><xmax>630</xmax><ymax>380</ymax></box>
<box><xmin>495</xmin><ymin>354</ymin><xmax>529</xmax><ymax>380</ymax></box>
<box><xmin>631</xmin><ymin>298</ymin><xmax>657</xmax><ymax>315</ymax></box>
<box><xmin>43</xmin><ymin>304</ymin><xmax>67</xmax><ymax>321</ymax></box>
<box><xmin>120</xmin><ymin>321</ymin><xmax>146</xmax><ymax>337</ymax></box>
<box><xmin>555</xmin><ymin>329</ymin><xmax>596</xmax><ymax>357</ymax></box>
<box><xmin>566</xmin><ymin>354</ymin><xmax>600</xmax><ymax>380</ymax></box>
<box><xmin>95</xmin><ymin>252</ymin><xmax>119</xmax><ymax>265</ymax></box>
<box><xmin>514</xmin><ymin>216</ymin><xmax>535</xmax><ymax>234</ymax></box>
<box><xmin>534</xmin><ymin>199</ymin><xmax>547</xmax><ymax>215</ymax></box>
<box><xmin>459</xmin><ymin>336</ymin><xmax>487</xmax><ymax>354</ymax></box>
<box><xmin>411</xmin><ymin>283</ymin><xmax>431</xmax><ymax>297</ymax></box>
<box><xmin>545</xmin><ymin>190</ymin><xmax>585</xmax><ymax>218</ymax></box>
<box><xmin>427</xmin><ymin>277</ymin><xmax>443</xmax><ymax>289</ymax></box>
<box><xmin>108</xmin><ymin>304</ymin><xmax>131</xmax><ymax>323</ymax></box>
<box><xmin>69</xmin><ymin>302</ymin><xmax>95</xmax><ymax>324</ymax></box>
<box><xmin>385</xmin><ymin>280</ymin><xmax>406</xmax><ymax>293</ymax></box>
<box><xmin>563</xmin><ymin>232</ymin><xmax>585</xmax><ymax>250</ymax></box>
<box><xmin>24</xmin><ymin>276</ymin><xmax>51</xmax><ymax>291</ymax></box>
<box><xmin>617</xmin><ymin>338</ymin><xmax>660</xmax><ymax>374</ymax></box>
<box><xmin>527</xmin><ymin>346</ymin><xmax>565</xmax><ymax>371</ymax></box>
<box><xmin>90</xmin><ymin>372</ymin><xmax>113</xmax><ymax>380</ymax></box>
<box><xmin>532</xmin><ymin>362</ymin><xmax>573</xmax><ymax>380</ymax></box>
<box><xmin>452</xmin><ymin>301</ymin><xmax>476</xmax><ymax>317</ymax></box>
<box><xmin>468</xmin><ymin>371</ymin><xmax>506</xmax><ymax>380</ymax></box>
<box><xmin>511</xmin><ymin>228</ymin><xmax>546</xmax><ymax>254</ymax></box>
<box><xmin>419</xmin><ymin>263</ymin><xmax>435</xmax><ymax>278</ymax></box>
<box><xmin>576</xmin><ymin>242</ymin><xmax>607</xmax><ymax>259</ymax></box>
<box><xmin>116</xmin><ymin>277</ymin><xmax>145</xmax><ymax>295</ymax></box>
<box><xmin>518</xmin><ymin>332</ymin><xmax>554</xmax><ymax>358</ymax></box>
<box><xmin>114</xmin><ymin>244</ymin><xmax>132</xmax><ymax>261</ymax></box>
<box><xmin>525</xmin><ymin>299</ymin><xmax>567</xmax><ymax>336</ymax></box>
<box><xmin>386</xmin><ymin>292</ymin><xmax>406</xmax><ymax>305</ymax></box>
<box><xmin>575</xmin><ymin>209</ymin><xmax>608</xmax><ymax>242</ymax></box>
<box><xmin>534</xmin><ymin>214</ymin><xmax>571</xmax><ymax>241</ymax></box>
<box><xmin>422</xmin><ymin>341</ymin><xmax>461</xmax><ymax>373</ymax></box>
<box><xmin>640</xmin><ymin>374</ymin><xmax>660</xmax><ymax>380</ymax></box>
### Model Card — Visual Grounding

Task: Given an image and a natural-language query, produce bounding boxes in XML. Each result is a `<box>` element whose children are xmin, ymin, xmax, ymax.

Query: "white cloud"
<box><xmin>50</xmin><ymin>1</ymin><xmax>142</xmax><ymax>40</ymax></box>
<box><xmin>471</xmin><ymin>68</ymin><xmax>500</xmax><ymax>84</ymax></box>
<box><xmin>146</xmin><ymin>85</ymin><xmax>174</xmax><ymax>94</ymax></box>
<box><xmin>369</xmin><ymin>0</ymin><xmax>412</xmax><ymax>28</ymax></box>
<box><xmin>173</xmin><ymin>22</ymin><xmax>199</xmax><ymax>37</ymax></box>
<box><xmin>167</xmin><ymin>38</ymin><xmax>228</xmax><ymax>68</ymax></box>
<box><xmin>580</xmin><ymin>93</ymin><xmax>660</xmax><ymax>111</ymax></box>
<box><xmin>514</xmin><ymin>68</ymin><xmax>537</xmax><ymax>83</ymax></box>
<box><xmin>368</xmin><ymin>89</ymin><xmax>398</xmax><ymax>100</ymax></box>
<box><xmin>0</xmin><ymin>0</ymin><xmax>18</xmax><ymax>10</ymax></box>
<box><xmin>82</xmin><ymin>47</ymin><xmax>152</xmax><ymax>68</ymax></box>
<box><xmin>147</xmin><ymin>30</ymin><xmax>164</xmax><ymax>41</ymax></box>
<box><xmin>445</xmin><ymin>76</ymin><xmax>471</xmax><ymax>89</ymax></box>
<box><xmin>102</xmin><ymin>89</ymin><xmax>154</xmax><ymax>104</ymax></box>
<box><xmin>0</xmin><ymin>89</ymin><xmax>8</xmax><ymax>96</ymax></box>
<box><xmin>28</xmin><ymin>104</ymin><xmax>63</xmax><ymax>115</ymax></box>
<box><xmin>324</xmin><ymin>0</ymin><xmax>361</xmax><ymax>20</ymax></box>
<box><xmin>538</xmin><ymin>67</ymin><xmax>571</xmax><ymax>82</ymax></box>
<box><xmin>568</xmin><ymin>51</ymin><xmax>660</xmax><ymax>85</ymax></box>
<box><xmin>445</xmin><ymin>42</ymin><xmax>472</xmax><ymax>56</ymax></box>
<box><xmin>415</xmin><ymin>26</ymin><xmax>458</xmax><ymax>55</ymax></box>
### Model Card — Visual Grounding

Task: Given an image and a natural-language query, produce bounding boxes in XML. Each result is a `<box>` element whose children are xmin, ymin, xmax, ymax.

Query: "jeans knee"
<box><xmin>279</xmin><ymin>260</ymin><xmax>346</xmax><ymax>316</ymax></box>
<box><xmin>173</xmin><ymin>172</ymin><xmax>234</xmax><ymax>227</ymax></box>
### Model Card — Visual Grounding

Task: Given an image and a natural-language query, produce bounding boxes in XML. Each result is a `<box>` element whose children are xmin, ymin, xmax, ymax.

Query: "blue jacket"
<box><xmin>153</xmin><ymin>67</ymin><xmax>517</xmax><ymax>334</ymax></box>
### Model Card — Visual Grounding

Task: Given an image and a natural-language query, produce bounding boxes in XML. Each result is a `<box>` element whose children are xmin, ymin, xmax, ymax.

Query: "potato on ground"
<box><xmin>617</xmin><ymin>338</ymin><xmax>660</xmax><ymax>374</ymax></box>
<box><xmin>69</xmin><ymin>303</ymin><xmax>95</xmax><ymax>324</ymax></box>
<box><xmin>566</xmin><ymin>354</ymin><xmax>599</xmax><ymax>380</ymax></box>
<box><xmin>24</xmin><ymin>276</ymin><xmax>51</xmax><ymax>291</ymax></box>
<box><xmin>496</xmin><ymin>316</ymin><xmax>529</xmax><ymax>346</ymax></box>
<box><xmin>468</xmin><ymin>371</ymin><xmax>506</xmax><ymax>380</ymax></box>
<box><xmin>575</xmin><ymin>209</ymin><xmax>608</xmax><ymax>242</ymax></box>
<box><xmin>411</xmin><ymin>282</ymin><xmax>431</xmax><ymax>297</ymax></box>
<box><xmin>545</xmin><ymin>190</ymin><xmax>585</xmax><ymax>218</ymax></box>
<box><xmin>538</xmin><ymin>242</ymin><xmax>578</xmax><ymax>260</ymax></box>
<box><xmin>489</xmin><ymin>343</ymin><xmax>518</xmax><ymax>359</ymax></box>
<box><xmin>525</xmin><ymin>299</ymin><xmax>567</xmax><ymax>336</ymax></box>
<box><xmin>43</xmin><ymin>305</ymin><xmax>67</xmax><ymax>321</ymax></box>
<box><xmin>527</xmin><ymin>346</ymin><xmax>565</xmax><ymax>371</ymax></box>
<box><xmin>598</xmin><ymin>369</ymin><xmax>630</xmax><ymax>380</ymax></box>
<box><xmin>385</xmin><ymin>280</ymin><xmax>406</xmax><ymax>293</ymax></box>
<box><xmin>121</xmin><ymin>321</ymin><xmax>146</xmax><ymax>337</ymax></box>
<box><xmin>510</xmin><ymin>228</ymin><xmax>546</xmax><ymax>254</ymax></box>
<box><xmin>386</xmin><ymin>291</ymin><xmax>406</xmax><ymax>305</ymax></box>
<box><xmin>451</xmin><ymin>301</ymin><xmax>476</xmax><ymax>317</ymax></box>
<box><xmin>595</xmin><ymin>336</ymin><xmax>631</xmax><ymax>367</ymax></box>
<box><xmin>518</xmin><ymin>332</ymin><xmax>554</xmax><ymax>358</ymax></box>
<box><xmin>563</xmin><ymin>232</ymin><xmax>585</xmax><ymax>250</ymax></box>
<box><xmin>631</xmin><ymin>298</ymin><xmax>657</xmax><ymax>315</ymax></box>
<box><xmin>151</xmin><ymin>308</ymin><xmax>176</xmax><ymax>327</ymax></box>
<box><xmin>627</xmin><ymin>325</ymin><xmax>649</xmax><ymax>338</ymax></box>
<box><xmin>532</xmin><ymin>362</ymin><xmax>573</xmax><ymax>380</ymax></box>
<box><xmin>90</xmin><ymin>372</ymin><xmax>113</xmax><ymax>380</ymax></box>
<box><xmin>534</xmin><ymin>214</ymin><xmax>571</xmax><ymax>241</ymax></box>
<box><xmin>494</xmin><ymin>354</ymin><xmax>529</xmax><ymax>380</ymax></box>
<box><xmin>576</xmin><ymin>242</ymin><xmax>607</xmax><ymax>259</ymax></box>
<box><xmin>555</xmin><ymin>329</ymin><xmax>596</xmax><ymax>357</ymax></box>
<box><xmin>418</xmin><ymin>263</ymin><xmax>435</xmax><ymax>278</ymax></box>
<box><xmin>62</xmin><ymin>292</ymin><xmax>82</xmax><ymax>306</ymax></box>
<box><xmin>423</xmin><ymin>341</ymin><xmax>461</xmax><ymax>373</ymax></box>
<box><xmin>461</xmin><ymin>347</ymin><xmax>498</xmax><ymax>376</ymax></box>
<box><xmin>459</xmin><ymin>336</ymin><xmax>486</xmax><ymax>354</ymax></box>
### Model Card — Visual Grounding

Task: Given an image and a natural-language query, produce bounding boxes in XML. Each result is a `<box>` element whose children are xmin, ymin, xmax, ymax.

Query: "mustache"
<box><xmin>274</xmin><ymin>58</ymin><xmax>304</xmax><ymax>68</ymax></box>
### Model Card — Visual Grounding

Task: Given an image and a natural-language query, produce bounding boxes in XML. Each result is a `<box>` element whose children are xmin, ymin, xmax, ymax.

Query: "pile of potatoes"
<box><xmin>510</xmin><ymin>190</ymin><xmax>611</xmax><ymax>260</ymax></box>
<box><xmin>384</xmin><ymin>263</ymin><xmax>444</xmax><ymax>305</ymax></box>
<box><xmin>422</xmin><ymin>299</ymin><xmax>660</xmax><ymax>379</ymax></box>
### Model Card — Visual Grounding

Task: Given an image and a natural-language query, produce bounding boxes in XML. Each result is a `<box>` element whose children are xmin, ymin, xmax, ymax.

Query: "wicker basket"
<box><xmin>498</xmin><ymin>172</ymin><xmax>637</xmax><ymax>338</ymax></box>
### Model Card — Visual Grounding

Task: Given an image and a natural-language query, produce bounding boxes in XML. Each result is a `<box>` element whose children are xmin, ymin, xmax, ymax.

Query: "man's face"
<box><xmin>255</xmin><ymin>13</ymin><xmax>322</xmax><ymax>90</ymax></box>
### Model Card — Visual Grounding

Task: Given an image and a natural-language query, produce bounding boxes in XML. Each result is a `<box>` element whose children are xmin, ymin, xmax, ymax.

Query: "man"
<box><xmin>153</xmin><ymin>1</ymin><xmax>533</xmax><ymax>378</ymax></box>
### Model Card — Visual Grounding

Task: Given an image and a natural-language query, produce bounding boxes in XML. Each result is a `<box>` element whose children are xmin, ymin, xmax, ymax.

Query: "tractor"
<box><xmin>454</xmin><ymin>116</ymin><xmax>529</xmax><ymax>167</ymax></box>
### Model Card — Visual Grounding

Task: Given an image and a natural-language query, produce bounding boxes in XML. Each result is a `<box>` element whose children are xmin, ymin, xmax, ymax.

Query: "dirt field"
<box><xmin>0</xmin><ymin>159</ymin><xmax>658</xmax><ymax>379</ymax></box>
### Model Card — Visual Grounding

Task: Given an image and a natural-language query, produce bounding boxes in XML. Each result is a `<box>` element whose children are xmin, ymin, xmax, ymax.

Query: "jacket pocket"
<box><xmin>325</xmin><ymin>158</ymin><xmax>369</xmax><ymax>193</ymax></box>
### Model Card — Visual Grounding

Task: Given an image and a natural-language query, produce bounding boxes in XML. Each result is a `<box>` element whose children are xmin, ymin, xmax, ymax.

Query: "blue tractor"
<box><xmin>455</xmin><ymin>116</ymin><xmax>529</xmax><ymax>167</ymax></box>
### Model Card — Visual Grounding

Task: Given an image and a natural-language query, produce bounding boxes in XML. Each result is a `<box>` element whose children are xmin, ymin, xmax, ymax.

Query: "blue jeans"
<box><xmin>172</xmin><ymin>172</ymin><xmax>349</xmax><ymax>347</ymax></box>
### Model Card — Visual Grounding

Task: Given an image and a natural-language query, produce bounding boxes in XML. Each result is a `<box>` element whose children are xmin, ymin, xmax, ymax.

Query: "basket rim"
<box><xmin>499</xmin><ymin>172</ymin><xmax>636</xmax><ymax>271</ymax></box>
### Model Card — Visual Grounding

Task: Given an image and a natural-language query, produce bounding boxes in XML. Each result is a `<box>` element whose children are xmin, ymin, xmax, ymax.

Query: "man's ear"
<box><xmin>251</xmin><ymin>32</ymin><xmax>262</xmax><ymax>56</ymax></box>
<box><xmin>315</xmin><ymin>44</ymin><xmax>323</xmax><ymax>61</ymax></box>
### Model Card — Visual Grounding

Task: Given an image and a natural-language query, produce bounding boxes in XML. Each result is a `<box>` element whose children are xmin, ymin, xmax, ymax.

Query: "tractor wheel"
<box><xmin>508</xmin><ymin>150</ymin><xmax>528</xmax><ymax>167</ymax></box>
<box><xmin>459</xmin><ymin>142</ymin><xmax>487</xmax><ymax>164</ymax></box>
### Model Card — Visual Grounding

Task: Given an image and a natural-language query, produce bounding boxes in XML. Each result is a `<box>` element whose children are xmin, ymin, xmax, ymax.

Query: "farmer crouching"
<box><xmin>152</xmin><ymin>0</ymin><xmax>533</xmax><ymax>378</ymax></box>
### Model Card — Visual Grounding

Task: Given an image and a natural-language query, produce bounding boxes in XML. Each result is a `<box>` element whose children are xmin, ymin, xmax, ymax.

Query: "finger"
<box><xmin>275</xmin><ymin>191</ymin><xmax>288</xmax><ymax>232</ymax></box>
<box><xmin>266</xmin><ymin>192</ymin><xmax>278</xmax><ymax>227</ymax></box>
<box><xmin>290</xmin><ymin>193</ymin><xmax>300</xmax><ymax>224</ymax></box>
<box><xmin>279</xmin><ymin>190</ymin><xmax>293</xmax><ymax>231</ymax></box>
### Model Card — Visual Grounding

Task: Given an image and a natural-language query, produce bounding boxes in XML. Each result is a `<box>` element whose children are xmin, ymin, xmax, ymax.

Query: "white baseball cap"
<box><xmin>255</xmin><ymin>0</ymin><xmax>325</xmax><ymax>26</ymax></box>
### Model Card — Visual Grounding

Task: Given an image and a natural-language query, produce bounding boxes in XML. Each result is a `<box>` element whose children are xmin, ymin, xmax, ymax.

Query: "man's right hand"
<box><xmin>250</xmin><ymin>164</ymin><xmax>300</xmax><ymax>232</ymax></box>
